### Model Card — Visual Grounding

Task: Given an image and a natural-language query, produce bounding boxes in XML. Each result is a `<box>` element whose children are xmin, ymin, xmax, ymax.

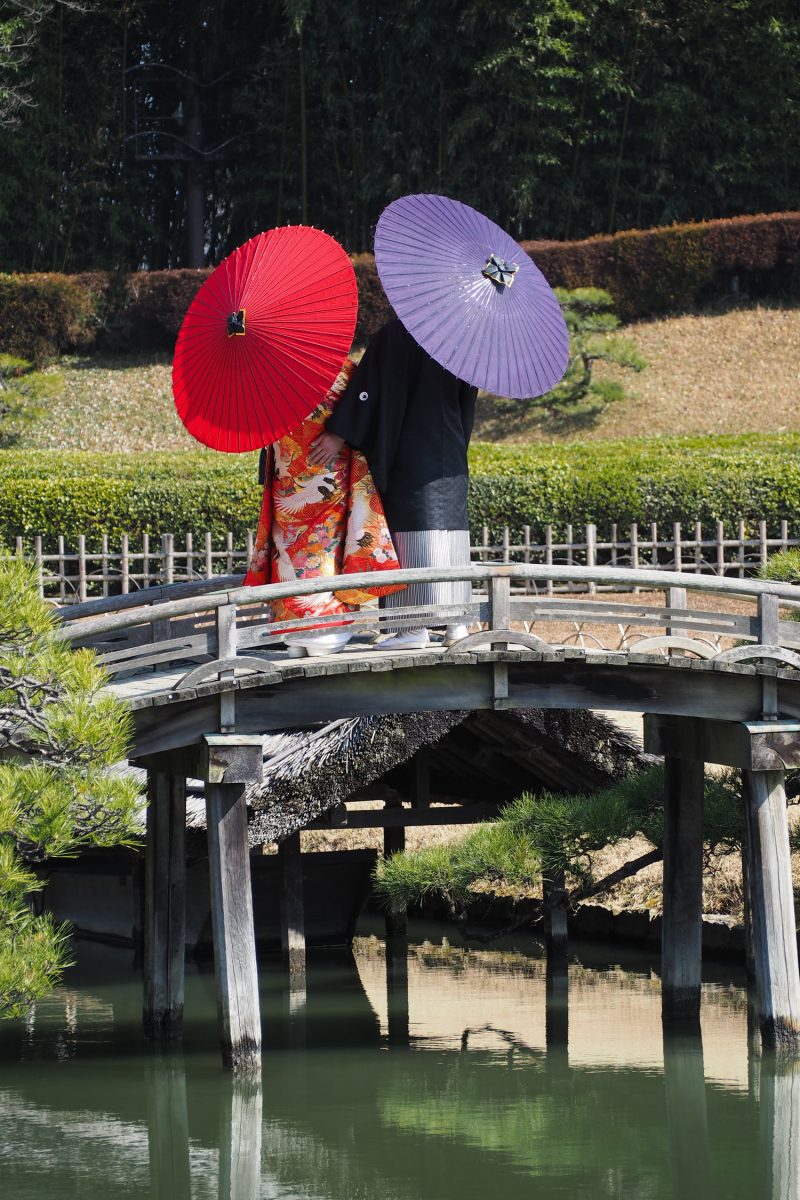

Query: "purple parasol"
<box><xmin>374</xmin><ymin>194</ymin><xmax>569</xmax><ymax>399</ymax></box>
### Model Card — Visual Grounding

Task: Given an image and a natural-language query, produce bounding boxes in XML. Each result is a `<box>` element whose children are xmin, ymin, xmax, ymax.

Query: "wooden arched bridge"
<box><xmin>58</xmin><ymin>563</ymin><xmax>800</xmax><ymax>1070</ymax></box>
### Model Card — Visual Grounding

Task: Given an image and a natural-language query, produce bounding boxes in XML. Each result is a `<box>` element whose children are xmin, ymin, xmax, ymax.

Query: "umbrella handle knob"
<box><xmin>482</xmin><ymin>254</ymin><xmax>518</xmax><ymax>288</ymax></box>
<box><xmin>227</xmin><ymin>309</ymin><xmax>246</xmax><ymax>336</ymax></box>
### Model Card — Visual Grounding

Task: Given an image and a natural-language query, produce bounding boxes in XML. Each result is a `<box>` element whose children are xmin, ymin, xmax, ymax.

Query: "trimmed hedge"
<box><xmin>2</xmin><ymin>212</ymin><xmax>798</xmax><ymax>362</ymax></box>
<box><xmin>4</xmin><ymin>435</ymin><xmax>800</xmax><ymax>554</ymax></box>
<box><xmin>0</xmin><ymin>274</ymin><xmax>98</xmax><ymax>365</ymax></box>
<box><xmin>520</xmin><ymin>212</ymin><xmax>800</xmax><ymax>322</ymax></box>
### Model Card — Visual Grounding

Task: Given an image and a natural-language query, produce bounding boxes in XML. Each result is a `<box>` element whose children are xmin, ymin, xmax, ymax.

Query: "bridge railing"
<box><xmin>12</xmin><ymin>517</ymin><xmax>799</xmax><ymax>602</ymax></box>
<box><xmin>55</xmin><ymin>563</ymin><xmax>800</xmax><ymax>682</ymax></box>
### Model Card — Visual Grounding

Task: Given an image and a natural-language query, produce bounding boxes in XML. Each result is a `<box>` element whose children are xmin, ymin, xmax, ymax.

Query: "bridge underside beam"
<box><xmin>644</xmin><ymin>714</ymin><xmax>800</xmax><ymax>770</ymax></box>
<box><xmin>128</xmin><ymin>660</ymin><xmax>795</xmax><ymax>759</ymax></box>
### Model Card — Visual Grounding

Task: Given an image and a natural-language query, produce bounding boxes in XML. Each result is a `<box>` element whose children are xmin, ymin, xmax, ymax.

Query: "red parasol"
<box><xmin>172</xmin><ymin>227</ymin><xmax>358</xmax><ymax>452</ymax></box>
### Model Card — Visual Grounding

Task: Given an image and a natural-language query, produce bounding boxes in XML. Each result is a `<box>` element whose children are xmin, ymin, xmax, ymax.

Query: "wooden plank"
<box><xmin>662</xmin><ymin>754</ymin><xmax>705</xmax><ymax>1026</ymax></box>
<box><xmin>206</xmin><ymin>782</ymin><xmax>262</xmax><ymax>1072</ymax></box>
<box><xmin>279</xmin><ymin>831</ymin><xmax>306</xmax><ymax>975</ymax></box>
<box><xmin>144</xmin><ymin>772</ymin><xmax>186</xmax><ymax>1040</ymax></box>
<box><xmin>743</xmin><ymin>769</ymin><xmax>800</xmax><ymax>1054</ymax></box>
<box><xmin>543</xmin><ymin>868</ymin><xmax>568</xmax><ymax>966</ymax></box>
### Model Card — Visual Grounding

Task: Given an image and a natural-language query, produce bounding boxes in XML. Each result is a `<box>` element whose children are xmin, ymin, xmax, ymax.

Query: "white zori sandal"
<box><xmin>285</xmin><ymin>630</ymin><xmax>353</xmax><ymax>658</ymax></box>
<box><xmin>444</xmin><ymin>623</ymin><xmax>469</xmax><ymax>647</ymax></box>
<box><xmin>374</xmin><ymin>628</ymin><xmax>430</xmax><ymax>651</ymax></box>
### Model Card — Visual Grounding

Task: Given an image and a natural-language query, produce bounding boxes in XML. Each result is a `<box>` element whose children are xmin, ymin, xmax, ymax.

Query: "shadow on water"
<box><xmin>0</xmin><ymin>934</ymin><xmax>797</xmax><ymax>1199</ymax></box>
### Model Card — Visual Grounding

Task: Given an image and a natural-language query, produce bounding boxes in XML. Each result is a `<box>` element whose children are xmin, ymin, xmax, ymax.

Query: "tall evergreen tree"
<box><xmin>0</xmin><ymin>557</ymin><xmax>140</xmax><ymax>1019</ymax></box>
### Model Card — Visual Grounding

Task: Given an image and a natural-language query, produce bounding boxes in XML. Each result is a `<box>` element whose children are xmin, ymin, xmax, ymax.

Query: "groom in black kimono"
<box><xmin>308</xmin><ymin>318</ymin><xmax>477</xmax><ymax>648</ymax></box>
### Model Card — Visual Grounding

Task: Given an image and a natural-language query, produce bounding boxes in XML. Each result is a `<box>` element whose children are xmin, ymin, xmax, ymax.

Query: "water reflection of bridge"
<box><xmin>0</xmin><ymin>944</ymin><xmax>797</xmax><ymax>1200</ymax></box>
<box><xmin>58</xmin><ymin>563</ymin><xmax>800</xmax><ymax>1071</ymax></box>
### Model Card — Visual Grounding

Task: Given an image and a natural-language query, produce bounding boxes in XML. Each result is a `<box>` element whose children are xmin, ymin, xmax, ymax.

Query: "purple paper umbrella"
<box><xmin>374</xmin><ymin>193</ymin><xmax>569</xmax><ymax>399</ymax></box>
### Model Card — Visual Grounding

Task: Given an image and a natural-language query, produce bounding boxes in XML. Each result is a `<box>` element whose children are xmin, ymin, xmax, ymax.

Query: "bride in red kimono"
<box><xmin>244</xmin><ymin>359</ymin><xmax>402</xmax><ymax>656</ymax></box>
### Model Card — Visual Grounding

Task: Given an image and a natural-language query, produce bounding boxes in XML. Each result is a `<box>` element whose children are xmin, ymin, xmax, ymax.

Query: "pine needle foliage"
<box><xmin>374</xmin><ymin>766</ymin><xmax>743</xmax><ymax>917</ymax></box>
<box><xmin>541</xmin><ymin>288</ymin><xmax>646</xmax><ymax>417</ymax></box>
<box><xmin>0</xmin><ymin>555</ymin><xmax>141</xmax><ymax>1018</ymax></box>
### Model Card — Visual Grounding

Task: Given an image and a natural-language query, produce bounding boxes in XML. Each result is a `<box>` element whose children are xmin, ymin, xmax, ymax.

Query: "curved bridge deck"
<box><xmin>56</xmin><ymin>562</ymin><xmax>800</xmax><ymax>1069</ymax></box>
<box><xmin>58</xmin><ymin>561</ymin><xmax>800</xmax><ymax>753</ymax></box>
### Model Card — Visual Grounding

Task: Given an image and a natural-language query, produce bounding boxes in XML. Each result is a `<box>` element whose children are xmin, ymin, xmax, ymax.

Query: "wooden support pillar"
<box><xmin>543</xmin><ymin>868</ymin><xmax>568</xmax><ymax>968</ymax></box>
<box><xmin>384</xmin><ymin>824</ymin><xmax>408</xmax><ymax>954</ymax></box>
<box><xmin>203</xmin><ymin>735</ymin><xmax>264</xmax><ymax>1072</ymax></box>
<box><xmin>662</xmin><ymin>755</ymin><xmax>705</xmax><ymax>1028</ymax></box>
<box><xmin>207</xmin><ymin>781</ymin><xmax>262</xmax><ymax>1072</ymax></box>
<box><xmin>384</xmin><ymin>822</ymin><xmax>409</xmax><ymax>1046</ymax></box>
<box><xmin>144</xmin><ymin>771</ymin><xmax>186</xmax><ymax>1040</ymax></box>
<box><xmin>279</xmin><ymin>831</ymin><xmax>306</xmax><ymax>976</ymax></box>
<box><xmin>218</xmin><ymin>1078</ymin><xmax>263</xmax><ymax>1200</ymax></box>
<box><xmin>743</xmin><ymin>769</ymin><xmax>800</xmax><ymax>1054</ymax></box>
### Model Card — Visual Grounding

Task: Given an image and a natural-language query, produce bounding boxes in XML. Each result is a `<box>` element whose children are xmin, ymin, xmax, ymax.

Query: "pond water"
<box><xmin>0</xmin><ymin>923</ymin><xmax>795</xmax><ymax>1200</ymax></box>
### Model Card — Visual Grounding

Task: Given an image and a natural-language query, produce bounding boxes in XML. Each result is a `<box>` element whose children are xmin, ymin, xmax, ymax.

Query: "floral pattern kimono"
<box><xmin>244</xmin><ymin>359</ymin><xmax>402</xmax><ymax>627</ymax></box>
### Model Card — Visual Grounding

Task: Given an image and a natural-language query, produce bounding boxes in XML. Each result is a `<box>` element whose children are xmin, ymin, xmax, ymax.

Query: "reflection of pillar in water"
<box><xmin>662</xmin><ymin>1032</ymin><xmax>710</xmax><ymax>1200</ymax></box>
<box><xmin>386</xmin><ymin>940</ymin><xmax>410</xmax><ymax>1047</ymax></box>
<box><xmin>284</xmin><ymin>969</ymin><xmax>308</xmax><ymax>1051</ymax></box>
<box><xmin>759</xmin><ymin>1059</ymin><xmax>800</xmax><ymax>1200</ymax></box>
<box><xmin>219</xmin><ymin>1077</ymin><xmax>264</xmax><ymax>1200</ymax></box>
<box><xmin>545</xmin><ymin>960</ymin><xmax>569</xmax><ymax>1064</ymax></box>
<box><xmin>747</xmin><ymin>987</ymin><xmax>762</xmax><ymax>1100</ymax></box>
<box><xmin>279</xmin><ymin>830</ymin><xmax>306</xmax><ymax>976</ymax></box>
<box><xmin>543</xmin><ymin>868</ymin><xmax>569</xmax><ymax>970</ymax></box>
<box><xmin>146</xmin><ymin>1056</ymin><xmax>191</xmax><ymax>1200</ymax></box>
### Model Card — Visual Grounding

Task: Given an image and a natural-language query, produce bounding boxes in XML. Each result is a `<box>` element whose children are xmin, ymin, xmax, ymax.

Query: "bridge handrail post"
<box><xmin>217</xmin><ymin>603</ymin><xmax>238</xmax><ymax>732</ymax></box>
<box><xmin>488</xmin><ymin>574</ymin><xmax>511</xmax><ymax>634</ymax></box>
<box><xmin>758</xmin><ymin>594</ymin><xmax>781</xmax><ymax>718</ymax></box>
<box><xmin>667</xmin><ymin>586</ymin><xmax>688</xmax><ymax>658</ymax></box>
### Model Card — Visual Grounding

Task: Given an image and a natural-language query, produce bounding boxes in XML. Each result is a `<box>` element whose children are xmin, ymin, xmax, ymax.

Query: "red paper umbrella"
<box><xmin>172</xmin><ymin>227</ymin><xmax>358</xmax><ymax>452</ymax></box>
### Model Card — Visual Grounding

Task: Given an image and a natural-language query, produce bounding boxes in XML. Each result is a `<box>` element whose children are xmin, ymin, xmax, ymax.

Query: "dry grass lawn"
<box><xmin>21</xmin><ymin>302</ymin><xmax>800</xmax><ymax>451</ymax></box>
<box><xmin>473</xmin><ymin>302</ymin><xmax>800</xmax><ymax>443</ymax></box>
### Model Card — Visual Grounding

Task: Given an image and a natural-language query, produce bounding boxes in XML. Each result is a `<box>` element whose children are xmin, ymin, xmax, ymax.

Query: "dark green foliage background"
<box><xmin>4</xmin><ymin>436</ymin><xmax>800</xmax><ymax>551</ymax></box>
<box><xmin>0</xmin><ymin>1</ymin><xmax>798</xmax><ymax>271</ymax></box>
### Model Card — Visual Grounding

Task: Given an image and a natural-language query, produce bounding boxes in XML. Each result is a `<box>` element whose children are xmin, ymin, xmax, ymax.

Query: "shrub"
<box><xmin>0</xmin><ymin>557</ymin><xmax>141</xmax><ymax>1017</ymax></box>
<box><xmin>759</xmin><ymin>550</ymin><xmax>800</xmax><ymax>584</ymax></box>
<box><xmin>0</xmin><ymin>274</ymin><xmax>98</xmax><ymax>365</ymax></box>
<box><xmin>2</xmin><ymin>212</ymin><xmax>796</xmax><ymax>363</ymax></box>
<box><xmin>521</xmin><ymin>212</ymin><xmax>800</xmax><ymax>322</ymax></box>
<box><xmin>3</xmin><ymin>435</ymin><xmax>800</xmax><ymax>552</ymax></box>
<box><xmin>541</xmin><ymin>288</ymin><xmax>645</xmax><ymax>415</ymax></box>
<box><xmin>119</xmin><ymin>269</ymin><xmax>211</xmax><ymax>350</ymax></box>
